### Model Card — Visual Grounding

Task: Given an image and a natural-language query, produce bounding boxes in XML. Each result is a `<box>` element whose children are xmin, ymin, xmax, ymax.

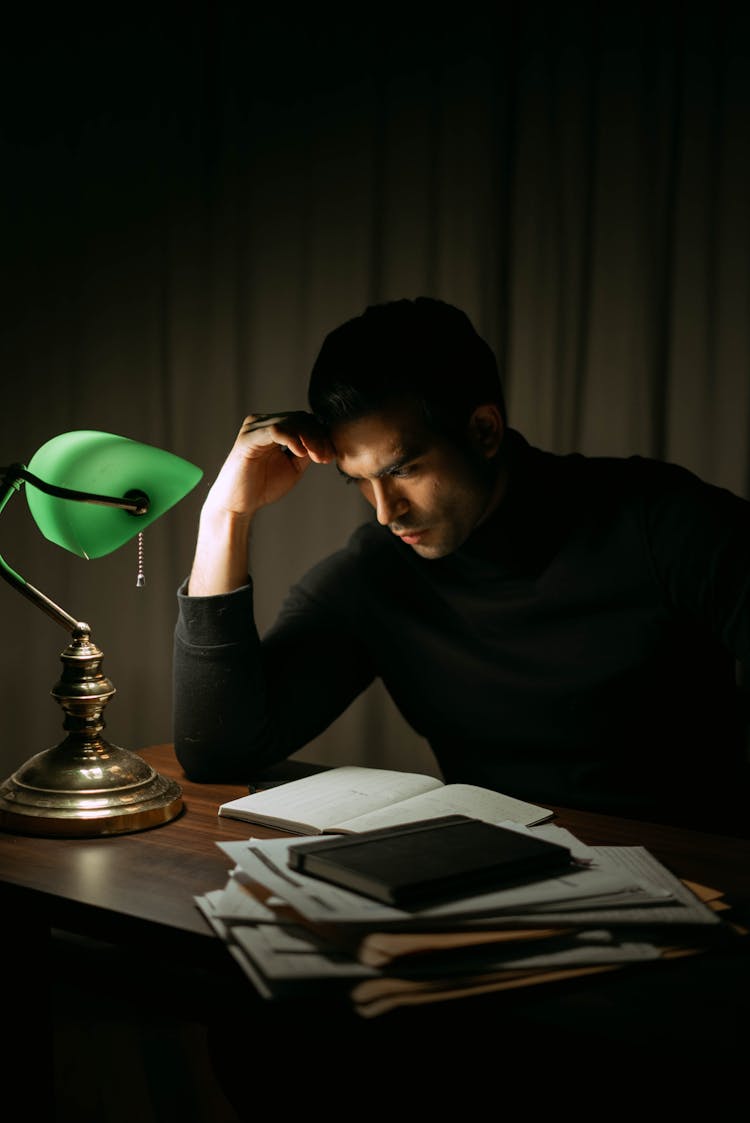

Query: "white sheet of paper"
<box><xmin>230</xmin><ymin>923</ymin><xmax>376</xmax><ymax>983</ymax></box>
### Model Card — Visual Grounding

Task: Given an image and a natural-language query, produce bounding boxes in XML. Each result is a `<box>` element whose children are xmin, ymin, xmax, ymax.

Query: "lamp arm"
<box><xmin>0</xmin><ymin>470</ymin><xmax>86</xmax><ymax>635</ymax></box>
<box><xmin>2</xmin><ymin>464</ymin><xmax>150</xmax><ymax>514</ymax></box>
<box><xmin>0</xmin><ymin>552</ymin><xmax>83</xmax><ymax>634</ymax></box>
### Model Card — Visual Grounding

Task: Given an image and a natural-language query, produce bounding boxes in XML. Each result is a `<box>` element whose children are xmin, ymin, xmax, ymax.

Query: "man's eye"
<box><xmin>391</xmin><ymin>465</ymin><xmax>415</xmax><ymax>479</ymax></box>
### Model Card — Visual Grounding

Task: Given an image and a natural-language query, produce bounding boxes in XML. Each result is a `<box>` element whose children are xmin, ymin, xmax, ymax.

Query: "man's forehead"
<box><xmin>331</xmin><ymin>404</ymin><xmax>432</xmax><ymax>470</ymax></box>
<box><xmin>330</xmin><ymin>404</ymin><xmax>435</xmax><ymax>473</ymax></box>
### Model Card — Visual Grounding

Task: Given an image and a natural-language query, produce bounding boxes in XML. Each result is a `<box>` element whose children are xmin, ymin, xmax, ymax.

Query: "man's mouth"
<box><xmin>393</xmin><ymin>528</ymin><xmax>426</xmax><ymax>545</ymax></box>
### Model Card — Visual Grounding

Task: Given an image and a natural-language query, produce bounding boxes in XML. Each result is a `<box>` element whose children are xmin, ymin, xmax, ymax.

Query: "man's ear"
<box><xmin>467</xmin><ymin>403</ymin><xmax>505</xmax><ymax>459</ymax></box>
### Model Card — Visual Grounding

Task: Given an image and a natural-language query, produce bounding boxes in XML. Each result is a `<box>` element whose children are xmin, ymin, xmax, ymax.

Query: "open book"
<box><xmin>217</xmin><ymin>765</ymin><xmax>553</xmax><ymax>835</ymax></box>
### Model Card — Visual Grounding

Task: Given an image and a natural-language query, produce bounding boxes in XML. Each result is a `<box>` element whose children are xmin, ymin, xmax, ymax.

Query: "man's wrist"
<box><xmin>198</xmin><ymin>501</ymin><xmax>254</xmax><ymax>537</ymax></box>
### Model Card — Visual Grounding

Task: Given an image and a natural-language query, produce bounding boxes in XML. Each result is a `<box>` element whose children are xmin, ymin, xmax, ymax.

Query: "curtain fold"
<box><xmin>1</xmin><ymin>5</ymin><xmax>748</xmax><ymax>777</ymax></box>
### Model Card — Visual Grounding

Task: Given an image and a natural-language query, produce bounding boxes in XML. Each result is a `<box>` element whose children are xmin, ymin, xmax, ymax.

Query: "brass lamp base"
<box><xmin>0</xmin><ymin>627</ymin><xmax>183</xmax><ymax>838</ymax></box>
<box><xmin>0</xmin><ymin>746</ymin><xmax>183</xmax><ymax>837</ymax></box>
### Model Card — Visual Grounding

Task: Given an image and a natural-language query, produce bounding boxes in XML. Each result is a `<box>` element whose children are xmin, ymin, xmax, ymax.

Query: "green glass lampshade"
<box><xmin>25</xmin><ymin>430</ymin><xmax>203</xmax><ymax>558</ymax></box>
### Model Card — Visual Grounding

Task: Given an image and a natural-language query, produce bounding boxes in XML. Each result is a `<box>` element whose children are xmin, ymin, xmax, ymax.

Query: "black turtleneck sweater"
<box><xmin>173</xmin><ymin>431</ymin><xmax>750</xmax><ymax>833</ymax></box>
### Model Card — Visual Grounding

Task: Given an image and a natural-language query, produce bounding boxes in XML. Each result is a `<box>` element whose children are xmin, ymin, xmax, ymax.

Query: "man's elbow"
<box><xmin>173</xmin><ymin>738</ymin><xmax>217</xmax><ymax>783</ymax></box>
<box><xmin>173</xmin><ymin>732</ymin><xmax>260</xmax><ymax>784</ymax></box>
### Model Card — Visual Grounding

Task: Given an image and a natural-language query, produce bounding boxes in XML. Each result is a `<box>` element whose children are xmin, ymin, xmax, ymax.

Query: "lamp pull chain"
<box><xmin>136</xmin><ymin>532</ymin><xmax>145</xmax><ymax>588</ymax></box>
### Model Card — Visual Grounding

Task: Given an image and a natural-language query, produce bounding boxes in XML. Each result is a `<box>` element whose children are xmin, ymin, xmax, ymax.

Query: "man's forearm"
<box><xmin>173</xmin><ymin>582</ymin><xmax>282</xmax><ymax>781</ymax></box>
<box><xmin>187</xmin><ymin>505</ymin><xmax>253</xmax><ymax>596</ymax></box>
<box><xmin>173</xmin><ymin>571</ymin><xmax>378</xmax><ymax>783</ymax></box>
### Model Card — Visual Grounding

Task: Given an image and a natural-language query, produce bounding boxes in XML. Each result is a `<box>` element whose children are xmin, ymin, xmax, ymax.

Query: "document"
<box><xmin>216</xmin><ymin>834</ymin><xmax>672</xmax><ymax>928</ymax></box>
<box><xmin>199</xmin><ymin>823</ymin><xmax>742</xmax><ymax>1015</ymax></box>
<box><xmin>197</xmin><ymin>887</ymin><xmax>663</xmax><ymax>1002</ymax></box>
<box><xmin>525</xmin><ymin>846</ymin><xmax>723</xmax><ymax>928</ymax></box>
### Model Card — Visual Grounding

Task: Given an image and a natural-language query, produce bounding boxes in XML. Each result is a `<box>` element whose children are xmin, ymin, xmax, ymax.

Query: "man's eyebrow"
<box><xmin>336</xmin><ymin>449</ymin><xmax>422</xmax><ymax>482</ymax></box>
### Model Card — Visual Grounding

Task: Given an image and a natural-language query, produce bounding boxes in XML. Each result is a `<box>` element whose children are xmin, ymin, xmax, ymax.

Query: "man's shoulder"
<box><xmin>525</xmin><ymin>439</ymin><xmax>750</xmax><ymax>565</ymax></box>
<box><xmin>575</xmin><ymin>446</ymin><xmax>746</xmax><ymax>511</ymax></box>
<box><xmin>528</xmin><ymin>435</ymin><xmax>692</xmax><ymax>484</ymax></box>
<box><xmin>527</xmin><ymin>435</ymin><xmax>731</xmax><ymax>505</ymax></box>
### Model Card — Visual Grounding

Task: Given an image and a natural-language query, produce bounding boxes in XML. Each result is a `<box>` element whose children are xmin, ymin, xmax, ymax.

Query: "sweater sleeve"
<box><xmin>173</xmin><ymin>566</ymin><xmax>377</xmax><ymax>782</ymax></box>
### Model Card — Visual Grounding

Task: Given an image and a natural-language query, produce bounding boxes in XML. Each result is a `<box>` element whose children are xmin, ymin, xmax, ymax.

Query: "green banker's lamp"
<box><xmin>0</xmin><ymin>430</ymin><xmax>203</xmax><ymax>837</ymax></box>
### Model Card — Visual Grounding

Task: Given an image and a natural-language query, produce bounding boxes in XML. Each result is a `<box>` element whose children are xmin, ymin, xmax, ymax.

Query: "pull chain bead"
<box><xmin>136</xmin><ymin>532</ymin><xmax>145</xmax><ymax>588</ymax></box>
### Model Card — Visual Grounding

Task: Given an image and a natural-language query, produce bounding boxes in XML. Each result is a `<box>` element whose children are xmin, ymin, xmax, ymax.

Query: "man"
<box><xmin>174</xmin><ymin>297</ymin><xmax>750</xmax><ymax>833</ymax></box>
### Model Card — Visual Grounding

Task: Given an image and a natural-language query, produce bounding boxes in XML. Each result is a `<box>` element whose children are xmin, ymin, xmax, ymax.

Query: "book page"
<box><xmin>332</xmin><ymin>783</ymin><xmax>552</xmax><ymax>833</ymax></box>
<box><xmin>218</xmin><ymin>766</ymin><xmax>443</xmax><ymax>833</ymax></box>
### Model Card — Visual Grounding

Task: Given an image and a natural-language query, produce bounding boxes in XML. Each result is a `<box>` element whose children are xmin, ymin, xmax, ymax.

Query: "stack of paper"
<box><xmin>196</xmin><ymin>821</ymin><xmax>740</xmax><ymax>1016</ymax></box>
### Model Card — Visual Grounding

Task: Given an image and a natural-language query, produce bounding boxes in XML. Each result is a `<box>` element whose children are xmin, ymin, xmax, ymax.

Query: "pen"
<box><xmin>242</xmin><ymin>414</ymin><xmax>291</xmax><ymax>433</ymax></box>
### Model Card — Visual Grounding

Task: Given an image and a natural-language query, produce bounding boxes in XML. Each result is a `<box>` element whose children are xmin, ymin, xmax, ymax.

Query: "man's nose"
<box><xmin>372</xmin><ymin>480</ymin><xmax>408</xmax><ymax>526</ymax></box>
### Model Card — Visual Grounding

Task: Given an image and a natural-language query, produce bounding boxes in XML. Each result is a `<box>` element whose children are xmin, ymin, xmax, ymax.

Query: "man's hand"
<box><xmin>207</xmin><ymin>412</ymin><xmax>334</xmax><ymax>520</ymax></box>
<box><xmin>187</xmin><ymin>412</ymin><xmax>334</xmax><ymax>596</ymax></box>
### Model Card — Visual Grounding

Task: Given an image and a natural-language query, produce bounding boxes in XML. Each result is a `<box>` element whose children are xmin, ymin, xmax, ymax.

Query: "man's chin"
<box><xmin>393</xmin><ymin>532</ymin><xmax>440</xmax><ymax>558</ymax></box>
<box><xmin>393</xmin><ymin>525</ymin><xmax>466</xmax><ymax>559</ymax></box>
<box><xmin>408</xmin><ymin>536</ymin><xmax>454</xmax><ymax>560</ymax></box>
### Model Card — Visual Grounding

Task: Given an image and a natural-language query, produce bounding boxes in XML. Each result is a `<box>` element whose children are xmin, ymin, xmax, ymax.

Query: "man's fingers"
<box><xmin>238</xmin><ymin>411</ymin><xmax>334</xmax><ymax>463</ymax></box>
<box><xmin>297</xmin><ymin>430</ymin><xmax>334</xmax><ymax>464</ymax></box>
<box><xmin>240</xmin><ymin>413</ymin><xmax>291</xmax><ymax>435</ymax></box>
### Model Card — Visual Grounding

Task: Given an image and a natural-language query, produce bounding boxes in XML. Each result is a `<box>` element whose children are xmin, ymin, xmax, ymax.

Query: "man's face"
<box><xmin>332</xmin><ymin>401</ymin><xmax>504</xmax><ymax>559</ymax></box>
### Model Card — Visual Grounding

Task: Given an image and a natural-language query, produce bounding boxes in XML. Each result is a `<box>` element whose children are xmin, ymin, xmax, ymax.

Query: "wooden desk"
<box><xmin>2</xmin><ymin>743</ymin><xmax>748</xmax><ymax>940</ymax></box>
<box><xmin>2</xmin><ymin>742</ymin><xmax>750</xmax><ymax>1100</ymax></box>
<box><xmin>0</xmin><ymin>744</ymin><xmax>272</xmax><ymax>954</ymax></box>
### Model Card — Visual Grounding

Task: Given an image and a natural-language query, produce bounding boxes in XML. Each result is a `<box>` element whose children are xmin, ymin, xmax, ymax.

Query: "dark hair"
<box><xmin>308</xmin><ymin>298</ymin><xmax>506</xmax><ymax>437</ymax></box>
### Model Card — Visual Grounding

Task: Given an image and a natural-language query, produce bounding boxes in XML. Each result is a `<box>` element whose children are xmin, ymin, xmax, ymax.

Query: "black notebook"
<box><xmin>287</xmin><ymin>814</ymin><xmax>573</xmax><ymax>907</ymax></box>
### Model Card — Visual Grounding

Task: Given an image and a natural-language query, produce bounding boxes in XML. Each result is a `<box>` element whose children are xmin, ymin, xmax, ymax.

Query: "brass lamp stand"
<box><xmin>0</xmin><ymin>622</ymin><xmax>183</xmax><ymax>837</ymax></box>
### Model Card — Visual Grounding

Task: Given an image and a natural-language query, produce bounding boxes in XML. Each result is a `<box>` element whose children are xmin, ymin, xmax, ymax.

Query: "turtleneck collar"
<box><xmin>435</xmin><ymin>429</ymin><xmax>570</xmax><ymax>579</ymax></box>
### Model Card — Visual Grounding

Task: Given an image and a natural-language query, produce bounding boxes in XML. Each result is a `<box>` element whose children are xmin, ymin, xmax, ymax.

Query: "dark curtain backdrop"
<box><xmin>2</xmin><ymin>4</ymin><xmax>749</xmax><ymax>781</ymax></box>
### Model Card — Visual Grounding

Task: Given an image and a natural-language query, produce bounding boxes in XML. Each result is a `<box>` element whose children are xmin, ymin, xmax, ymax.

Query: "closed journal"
<box><xmin>286</xmin><ymin>814</ymin><xmax>574</xmax><ymax>906</ymax></box>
